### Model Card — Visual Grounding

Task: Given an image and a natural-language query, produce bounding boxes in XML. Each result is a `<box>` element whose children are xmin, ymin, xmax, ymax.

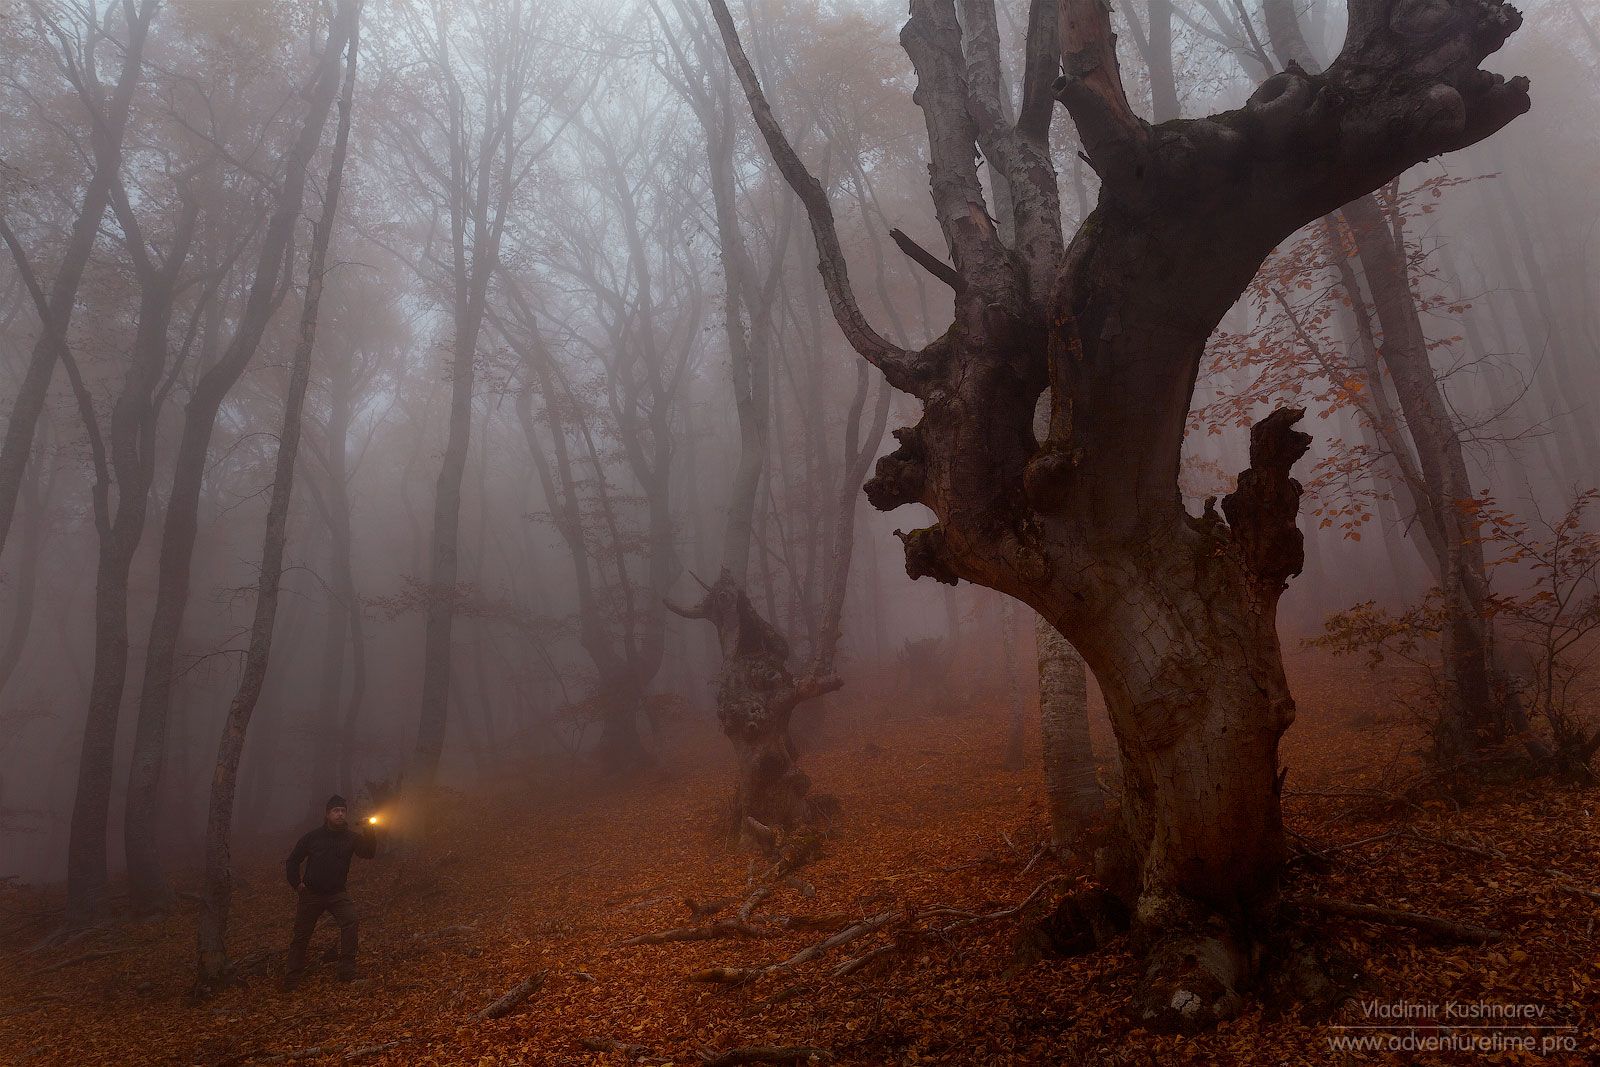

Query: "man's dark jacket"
<box><xmin>285</xmin><ymin>824</ymin><xmax>377</xmax><ymax>894</ymax></box>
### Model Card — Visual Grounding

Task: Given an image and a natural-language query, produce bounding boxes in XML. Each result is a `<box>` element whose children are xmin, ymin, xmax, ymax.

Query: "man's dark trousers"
<box><xmin>286</xmin><ymin>888</ymin><xmax>358</xmax><ymax>979</ymax></box>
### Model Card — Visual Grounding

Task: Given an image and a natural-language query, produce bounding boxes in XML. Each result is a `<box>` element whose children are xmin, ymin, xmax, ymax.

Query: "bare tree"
<box><xmin>711</xmin><ymin>0</ymin><xmax>1529</xmax><ymax>1028</ymax></box>
<box><xmin>122</xmin><ymin>0</ymin><xmax>355</xmax><ymax>915</ymax></box>
<box><xmin>0</xmin><ymin>0</ymin><xmax>158</xmax><ymax>560</ymax></box>
<box><xmin>195</xmin><ymin>0</ymin><xmax>359</xmax><ymax>990</ymax></box>
<box><xmin>372</xmin><ymin>0</ymin><xmax>579</xmax><ymax>789</ymax></box>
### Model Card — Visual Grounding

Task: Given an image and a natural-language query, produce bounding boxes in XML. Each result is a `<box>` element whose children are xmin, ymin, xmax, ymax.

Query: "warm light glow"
<box><xmin>367</xmin><ymin>815</ymin><xmax>380</xmax><ymax>825</ymax></box>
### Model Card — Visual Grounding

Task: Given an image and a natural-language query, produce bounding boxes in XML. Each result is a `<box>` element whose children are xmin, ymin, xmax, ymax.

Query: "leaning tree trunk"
<box><xmin>195</xmin><ymin>4</ymin><xmax>358</xmax><ymax>990</ymax></box>
<box><xmin>1035</xmin><ymin>614</ymin><xmax>1101</xmax><ymax>848</ymax></box>
<box><xmin>1343</xmin><ymin>197</ymin><xmax>1498</xmax><ymax>755</ymax></box>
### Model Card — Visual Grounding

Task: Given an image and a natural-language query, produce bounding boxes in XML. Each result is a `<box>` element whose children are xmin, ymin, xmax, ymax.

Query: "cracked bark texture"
<box><xmin>712</xmin><ymin>0</ymin><xmax>1530</xmax><ymax>1031</ymax></box>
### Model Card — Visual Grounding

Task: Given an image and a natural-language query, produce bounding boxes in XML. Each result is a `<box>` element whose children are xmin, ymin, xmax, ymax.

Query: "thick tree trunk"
<box><xmin>669</xmin><ymin>573</ymin><xmax>839</xmax><ymax>834</ymax></box>
<box><xmin>1035</xmin><ymin>614</ymin><xmax>1100</xmax><ymax>846</ymax></box>
<box><xmin>195</xmin><ymin>6</ymin><xmax>358</xmax><ymax>989</ymax></box>
<box><xmin>713</xmin><ymin>0</ymin><xmax>1529</xmax><ymax>1030</ymax></box>
<box><xmin>1001</xmin><ymin>602</ymin><xmax>1026</xmax><ymax>770</ymax></box>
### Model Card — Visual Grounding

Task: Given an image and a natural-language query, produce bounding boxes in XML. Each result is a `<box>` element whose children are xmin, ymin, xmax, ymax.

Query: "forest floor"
<box><xmin>2</xmin><ymin>649</ymin><xmax>1599</xmax><ymax>1065</ymax></box>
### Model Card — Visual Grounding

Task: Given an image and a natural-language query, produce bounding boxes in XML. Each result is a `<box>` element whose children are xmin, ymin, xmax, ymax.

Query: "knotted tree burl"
<box><xmin>668</xmin><ymin>572</ymin><xmax>842</xmax><ymax>833</ymax></box>
<box><xmin>709</xmin><ymin>0</ymin><xmax>1530</xmax><ymax>1030</ymax></box>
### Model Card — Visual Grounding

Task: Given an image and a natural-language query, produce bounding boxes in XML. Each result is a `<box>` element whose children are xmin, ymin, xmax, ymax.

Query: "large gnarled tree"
<box><xmin>711</xmin><ymin>0</ymin><xmax>1528</xmax><ymax>1029</ymax></box>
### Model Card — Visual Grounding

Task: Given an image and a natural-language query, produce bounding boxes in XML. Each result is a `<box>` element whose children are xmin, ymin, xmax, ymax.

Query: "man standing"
<box><xmin>282</xmin><ymin>795</ymin><xmax>378</xmax><ymax>989</ymax></box>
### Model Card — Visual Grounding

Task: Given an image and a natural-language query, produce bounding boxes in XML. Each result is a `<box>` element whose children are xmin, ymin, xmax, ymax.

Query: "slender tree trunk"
<box><xmin>0</xmin><ymin>432</ymin><xmax>50</xmax><ymax>698</ymax></box>
<box><xmin>123</xmin><ymin>10</ymin><xmax>352</xmax><ymax>911</ymax></box>
<box><xmin>68</xmin><ymin>202</ymin><xmax>198</xmax><ymax>924</ymax></box>
<box><xmin>810</xmin><ymin>366</ymin><xmax>892</xmax><ymax>678</ymax></box>
<box><xmin>1264</xmin><ymin>4</ymin><xmax>1504</xmax><ymax>760</ymax></box>
<box><xmin>195</xmin><ymin>5</ymin><xmax>358</xmax><ymax>989</ymax></box>
<box><xmin>1144</xmin><ymin>0</ymin><xmax>1180</xmax><ymax>122</ymax></box>
<box><xmin>1344</xmin><ymin>199</ymin><xmax>1496</xmax><ymax>750</ymax></box>
<box><xmin>0</xmin><ymin>0</ymin><xmax>157</xmax><ymax>559</ymax></box>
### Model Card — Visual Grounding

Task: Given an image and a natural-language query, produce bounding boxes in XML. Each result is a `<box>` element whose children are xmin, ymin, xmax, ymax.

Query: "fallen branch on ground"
<box><xmin>621</xmin><ymin>919</ymin><xmax>778</xmax><ymax>946</ymax></box>
<box><xmin>699</xmin><ymin>1046</ymin><xmax>832</xmax><ymax>1066</ymax></box>
<box><xmin>1303</xmin><ymin>897</ymin><xmax>1505</xmax><ymax>942</ymax></box>
<box><xmin>25</xmin><ymin>946</ymin><xmax>130</xmax><ymax>977</ymax></box>
<box><xmin>475</xmin><ymin>969</ymin><xmax>548</xmax><ymax>1020</ymax></box>
<box><xmin>738</xmin><ymin>887</ymin><xmax>769</xmax><ymax>922</ymax></box>
<box><xmin>692</xmin><ymin>910</ymin><xmax>903</xmax><ymax>984</ymax></box>
<box><xmin>1546</xmin><ymin>870</ymin><xmax>1600</xmax><ymax>903</ymax></box>
<box><xmin>248</xmin><ymin>1038</ymin><xmax>412</xmax><ymax>1064</ymax></box>
<box><xmin>830</xmin><ymin>878</ymin><xmax>1070</xmax><ymax>978</ymax></box>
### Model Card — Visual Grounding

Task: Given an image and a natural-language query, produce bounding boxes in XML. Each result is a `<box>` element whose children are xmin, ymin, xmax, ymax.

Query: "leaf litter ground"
<box><xmin>2</xmin><ymin>649</ymin><xmax>1598</xmax><ymax>1065</ymax></box>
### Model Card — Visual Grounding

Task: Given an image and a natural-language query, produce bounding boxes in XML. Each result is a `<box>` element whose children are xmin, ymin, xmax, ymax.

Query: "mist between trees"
<box><xmin>0</xmin><ymin>0</ymin><xmax>1596</xmax><ymax>1029</ymax></box>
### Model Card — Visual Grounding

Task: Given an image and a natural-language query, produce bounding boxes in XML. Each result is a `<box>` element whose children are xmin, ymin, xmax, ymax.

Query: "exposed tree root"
<box><xmin>1014</xmin><ymin>885</ymin><xmax>1128</xmax><ymax>964</ymax></box>
<box><xmin>24</xmin><ymin>946</ymin><xmax>130</xmax><ymax>977</ymax></box>
<box><xmin>1130</xmin><ymin>920</ymin><xmax>1250</xmax><ymax>1032</ymax></box>
<box><xmin>1302</xmin><ymin>896</ymin><xmax>1506</xmax><ymax>942</ymax></box>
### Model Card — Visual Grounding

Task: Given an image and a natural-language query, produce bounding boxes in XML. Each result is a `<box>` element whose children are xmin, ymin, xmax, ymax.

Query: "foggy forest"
<box><xmin>0</xmin><ymin>0</ymin><xmax>1597</xmax><ymax>1061</ymax></box>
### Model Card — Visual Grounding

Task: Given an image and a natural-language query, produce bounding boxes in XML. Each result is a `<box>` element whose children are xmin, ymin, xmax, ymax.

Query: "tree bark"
<box><xmin>0</xmin><ymin>0</ymin><xmax>157</xmax><ymax>559</ymax></box>
<box><xmin>1036</xmin><ymin>614</ymin><xmax>1100</xmax><ymax>847</ymax></box>
<box><xmin>1000</xmin><ymin>602</ymin><xmax>1026</xmax><ymax>769</ymax></box>
<box><xmin>65</xmin><ymin>191</ymin><xmax>199</xmax><ymax>926</ymax></box>
<box><xmin>195</xmin><ymin>2</ymin><xmax>358</xmax><ymax>989</ymax></box>
<box><xmin>123</xmin><ymin>5</ymin><xmax>354</xmax><ymax>914</ymax></box>
<box><xmin>0</xmin><ymin>427</ymin><xmax>51</xmax><ymax>699</ymax></box>
<box><xmin>712</xmin><ymin>0</ymin><xmax>1530</xmax><ymax>1028</ymax></box>
<box><xmin>668</xmin><ymin>573</ymin><xmax>840</xmax><ymax>833</ymax></box>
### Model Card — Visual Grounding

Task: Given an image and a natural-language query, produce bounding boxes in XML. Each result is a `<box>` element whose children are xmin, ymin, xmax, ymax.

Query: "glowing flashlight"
<box><xmin>367</xmin><ymin>815</ymin><xmax>380</xmax><ymax>825</ymax></box>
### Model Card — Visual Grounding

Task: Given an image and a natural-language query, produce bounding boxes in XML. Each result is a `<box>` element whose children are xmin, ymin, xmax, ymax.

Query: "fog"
<box><xmin>0</xmin><ymin>0</ymin><xmax>1595</xmax><ymax>904</ymax></box>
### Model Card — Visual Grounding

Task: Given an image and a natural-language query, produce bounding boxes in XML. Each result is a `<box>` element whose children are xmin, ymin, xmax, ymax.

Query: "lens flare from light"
<box><xmin>367</xmin><ymin>815</ymin><xmax>380</xmax><ymax>825</ymax></box>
